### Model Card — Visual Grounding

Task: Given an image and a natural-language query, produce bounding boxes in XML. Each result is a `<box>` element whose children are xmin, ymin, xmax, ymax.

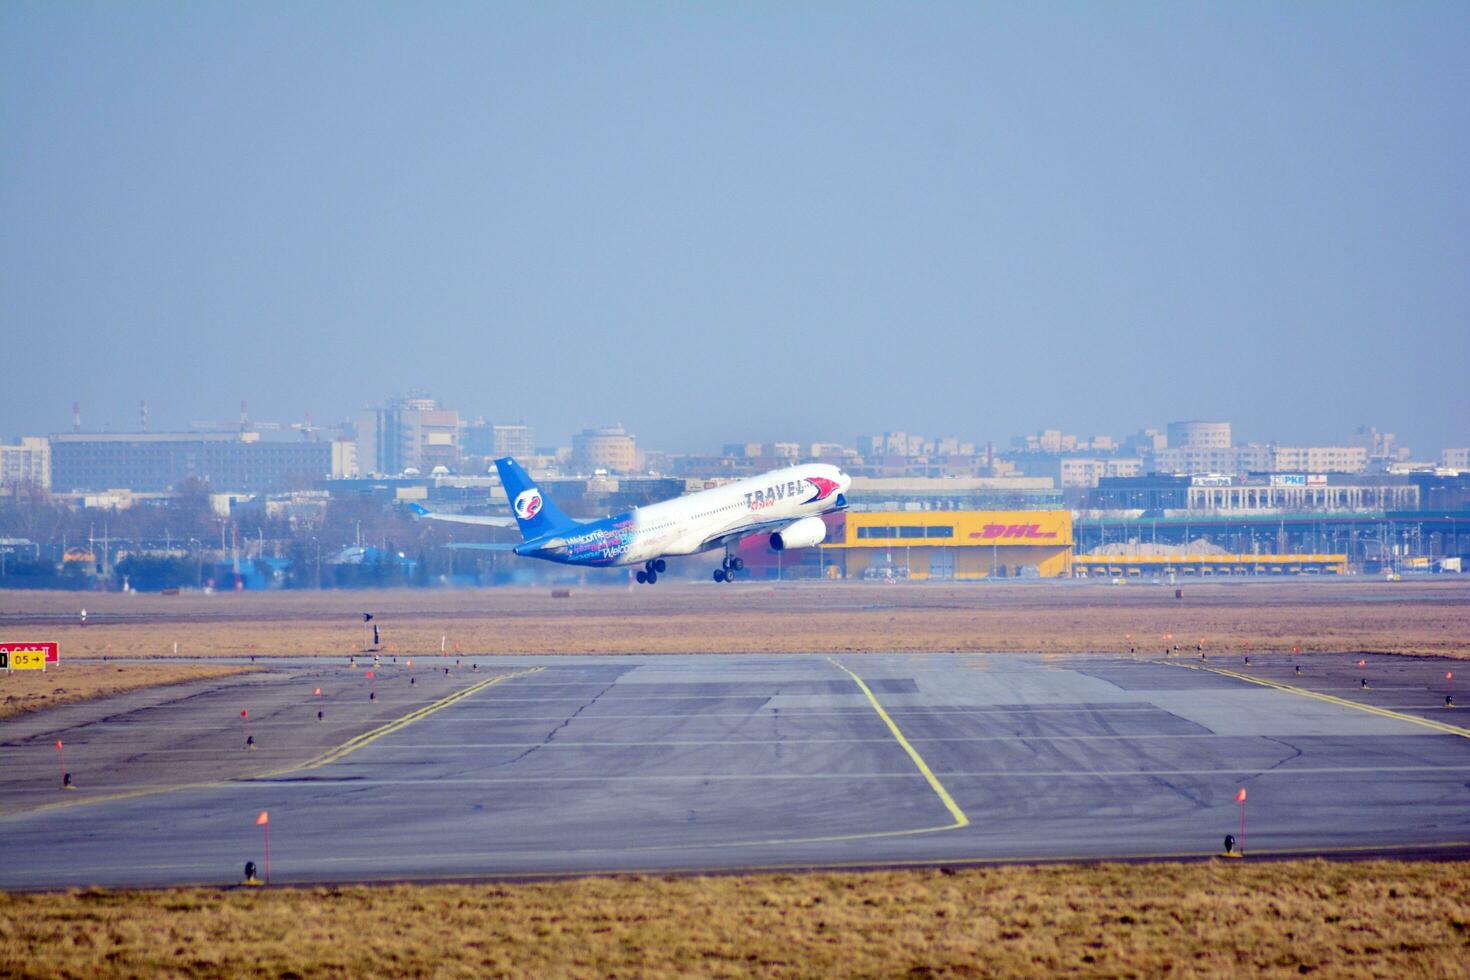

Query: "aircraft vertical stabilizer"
<box><xmin>494</xmin><ymin>457</ymin><xmax>578</xmax><ymax>541</ymax></box>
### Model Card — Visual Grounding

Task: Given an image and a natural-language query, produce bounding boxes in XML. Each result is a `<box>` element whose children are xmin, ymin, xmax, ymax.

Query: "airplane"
<box><xmin>410</xmin><ymin>456</ymin><xmax>852</xmax><ymax>583</ymax></box>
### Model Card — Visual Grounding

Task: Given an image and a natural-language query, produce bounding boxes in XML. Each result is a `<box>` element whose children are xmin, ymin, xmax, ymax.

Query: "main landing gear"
<box><xmin>635</xmin><ymin>558</ymin><xmax>667</xmax><ymax>585</ymax></box>
<box><xmin>712</xmin><ymin>555</ymin><xmax>744</xmax><ymax>583</ymax></box>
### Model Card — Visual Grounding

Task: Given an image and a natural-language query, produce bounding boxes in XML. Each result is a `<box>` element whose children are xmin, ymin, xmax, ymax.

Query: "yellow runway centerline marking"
<box><xmin>1174</xmin><ymin>662</ymin><xmax>1470</xmax><ymax>739</ymax></box>
<box><xmin>828</xmin><ymin>657</ymin><xmax>969</xmax><ymax>829</ymax></box>
<box><xmin>262</xmin><ymin>666</ymin><xmax>545</xmax><ymax>777</ymax></box>
<box><xmin>9</xmin><ymin>667</ymin><xmax>545</xmax><ymax>818</ymax></box>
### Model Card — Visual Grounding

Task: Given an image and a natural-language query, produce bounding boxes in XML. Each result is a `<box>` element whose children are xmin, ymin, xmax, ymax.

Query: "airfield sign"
<box><xmin>1</xmin><ymin>642</ymin><xmax>59</xmax><ymax>671</ymax></box>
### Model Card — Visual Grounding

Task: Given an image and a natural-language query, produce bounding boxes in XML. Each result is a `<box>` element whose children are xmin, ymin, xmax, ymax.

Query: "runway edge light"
<box><xmin>55</xmin><ymin>739</ymin><xmax>71</xmax><ymax>790</ymax></box>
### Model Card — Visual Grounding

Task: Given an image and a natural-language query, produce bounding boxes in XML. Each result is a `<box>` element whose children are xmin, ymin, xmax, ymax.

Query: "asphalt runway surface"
<box><xmin>2</xmin><ymin>652</ymin><xmax>1467</xmax><ymax>888</ymax></box>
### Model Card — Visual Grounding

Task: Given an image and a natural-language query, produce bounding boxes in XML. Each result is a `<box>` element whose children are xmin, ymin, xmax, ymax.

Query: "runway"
<box><xmin>2</xmin><ymin>652</ymin><xmax>1468</xmax><ymax>888</ymax></box>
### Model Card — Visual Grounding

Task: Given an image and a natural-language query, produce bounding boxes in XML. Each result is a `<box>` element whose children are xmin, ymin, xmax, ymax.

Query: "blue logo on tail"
<box><xmin>495</xmin><ymin>457</ymin><xmax>577</xmax><ymax>541</ymax></box>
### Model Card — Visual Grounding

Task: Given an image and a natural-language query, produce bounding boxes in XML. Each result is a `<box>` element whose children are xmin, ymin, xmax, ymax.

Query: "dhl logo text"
<box><xmin>969</xmin><ymin>524</ymin><xmax>1059</xmax><ymax>540</ymax></box>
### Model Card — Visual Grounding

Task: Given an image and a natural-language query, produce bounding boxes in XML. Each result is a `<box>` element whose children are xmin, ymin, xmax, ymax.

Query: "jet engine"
<box><xmin>770</xmin><ymin>516</ymin><xmax>827</xmax><ymax>551</ymax></box>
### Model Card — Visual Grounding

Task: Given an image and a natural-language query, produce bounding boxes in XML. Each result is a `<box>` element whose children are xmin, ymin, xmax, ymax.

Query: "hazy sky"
<box><xmin>3</xmin><ymin>3</ymin><xmax>1467</xmax><ymax>453</ymax></box>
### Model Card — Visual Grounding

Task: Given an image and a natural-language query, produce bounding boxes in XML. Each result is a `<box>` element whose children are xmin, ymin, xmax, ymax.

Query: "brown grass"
<box><xmin>1</xmin><ymin>859</ymin><xmax>1465</xmax><ymax>978</ymax></box>
<box><xmin>0</xmin><ymin>664</ymin><xmax>258</xmax><ymax>720</ymax></box>
<box><xmin>3</xmin><ymin>579</ymin><xmax>1468</xmax><ymax>659</ymax></box>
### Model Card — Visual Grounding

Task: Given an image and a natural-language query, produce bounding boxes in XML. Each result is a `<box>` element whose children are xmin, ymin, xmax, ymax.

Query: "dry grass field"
<box><xmin>3</xmin><ymin>579</ymin><xmax>1467</xmax><ymax>660</ymax></box>
<box><xmin>0</xmin><ymin>663</ymin><xmax>258</xmax><ymax>721</ymax></box>
<box><xmin>1</xmin><ymin>859</ymin><xmax>1465</xmax><ymax>978</ymax></box>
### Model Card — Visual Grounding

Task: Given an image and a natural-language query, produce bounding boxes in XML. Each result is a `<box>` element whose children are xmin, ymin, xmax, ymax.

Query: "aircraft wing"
<box><xmin>407</xmin><ymin>502</ymin><xmax>518</xmax><ymax>528</ymax></box>
<box><xmin>441</xmin><ymin>542</ymin><xmax>520</xmax><ymax>551</ymax></box>
<box><xmin>697</xmin><ymin>518</ymin><xmax>805</xmax><ymax>554</ymax></box>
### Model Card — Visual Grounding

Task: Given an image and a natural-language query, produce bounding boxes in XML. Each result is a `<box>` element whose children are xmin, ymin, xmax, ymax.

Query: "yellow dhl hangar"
<box><xmin>822</xmin><ymin>510</ymin><xmax>1073</xmax><ymax>580</ymax></box>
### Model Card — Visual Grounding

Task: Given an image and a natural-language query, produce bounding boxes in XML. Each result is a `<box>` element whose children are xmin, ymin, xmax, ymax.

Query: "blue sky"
<box><xmin>3</xmin><ymin>3</ymin><xmax>1467</xmax><ymax>453</ymax></box>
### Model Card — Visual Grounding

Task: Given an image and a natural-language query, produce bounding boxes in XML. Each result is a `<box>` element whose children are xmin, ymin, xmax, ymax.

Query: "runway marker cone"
<box><xmin>1234</xmin><ymin>787</ymin><xmax>1247</xmax><ymax>856</ymax></box>
<box><xmin>256</xmin><ymin>810</ymin><xmax>270</xmax><ymax>883</ymax></box>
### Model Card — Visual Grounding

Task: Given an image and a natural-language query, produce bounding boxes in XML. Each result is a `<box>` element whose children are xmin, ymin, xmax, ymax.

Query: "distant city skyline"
<box><xmin>6</xmin><ymin>393</ymin><xmax>1463</xmax><ymax>462</ymax></box>
<box><xmin>4</xmin><ymin>5</ymin><xmax>1467</xmax><ymax>452</ymax></box>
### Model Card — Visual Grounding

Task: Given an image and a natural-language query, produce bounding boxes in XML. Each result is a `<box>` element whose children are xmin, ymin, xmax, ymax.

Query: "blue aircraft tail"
<box><xmin>494</xmin><ymin>457</ymin><xmax>578</xmax><ymax>541</ymax></box>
